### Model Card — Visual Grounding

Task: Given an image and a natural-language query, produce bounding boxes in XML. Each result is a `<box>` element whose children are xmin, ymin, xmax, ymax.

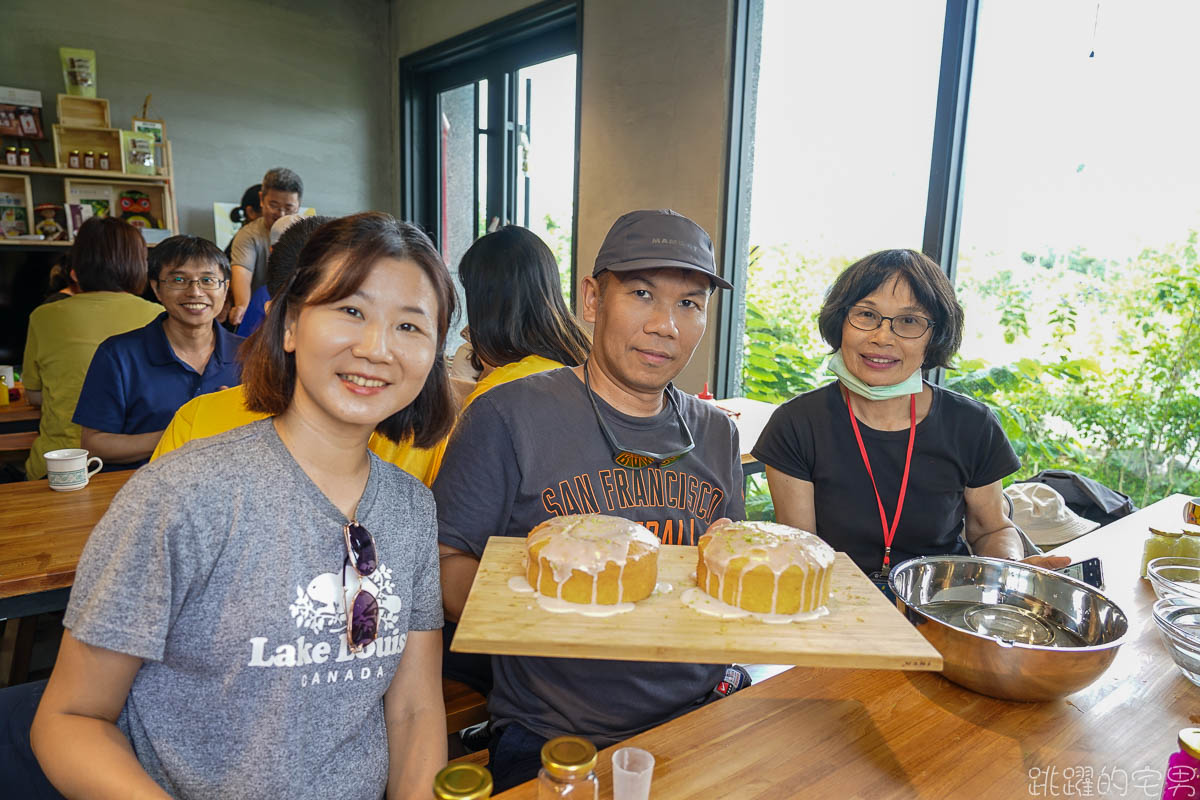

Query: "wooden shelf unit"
<box><xmin>0</xmin><ymin>163</ymin><xmax>170</xmax><ymax>183</ymax></box>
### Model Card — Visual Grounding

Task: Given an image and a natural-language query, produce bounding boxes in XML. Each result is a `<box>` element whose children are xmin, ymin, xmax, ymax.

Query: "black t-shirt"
<box><xmin>751</xmin><ymin>381</ymin><xmax>1019</xmax><ymax>574</ymax></box>
<box><xmin>434</xmin><ymin>367</ymin><xmax>746</xmax><ymax>745</ymax></box>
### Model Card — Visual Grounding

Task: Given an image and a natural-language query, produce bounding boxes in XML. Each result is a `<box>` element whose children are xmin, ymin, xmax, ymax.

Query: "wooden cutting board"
<box><xmin>451</xmin><ymin>538</ymin><xmax>943</xmax><ymax>670</ymax></box>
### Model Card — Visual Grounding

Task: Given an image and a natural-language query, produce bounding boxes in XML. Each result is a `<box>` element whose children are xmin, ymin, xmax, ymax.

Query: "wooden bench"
<box><xmin>442</xmin><ymin>676</ymin><xmax>488</xmax><ymax>734</ymax></box>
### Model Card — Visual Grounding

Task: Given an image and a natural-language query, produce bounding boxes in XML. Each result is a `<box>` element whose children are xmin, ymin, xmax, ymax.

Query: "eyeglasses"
<box><xmin>158</xmin><ymin>275</ymin><xmax>227</xmax><ymax>291</ymax></box>
<box><xmin>342</xmin><ymin>520</ymin><xmax>379</xmax><ymax>652</ymax></box>
<box><xmin>846</xmin><ymin>306</ymin><xmax>935</xmax><ymax>339</ymax></box>
<box><xmin>583</xmin><ymin>361</ymin><xmax>695</xmax><ymax>469</ymax></box>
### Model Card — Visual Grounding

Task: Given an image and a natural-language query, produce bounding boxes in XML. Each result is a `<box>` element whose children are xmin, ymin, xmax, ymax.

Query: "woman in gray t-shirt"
<box><xmin>31</xmin><ymin>213</ymin><xmax>459</xmax><ymax>800</ymax></box>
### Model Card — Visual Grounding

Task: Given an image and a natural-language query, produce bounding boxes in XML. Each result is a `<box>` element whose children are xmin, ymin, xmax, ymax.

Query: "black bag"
<box><xmin>1016</xmin><ymin>469</ymin><xmax>1136</xmax><ymax>528</ymax></box>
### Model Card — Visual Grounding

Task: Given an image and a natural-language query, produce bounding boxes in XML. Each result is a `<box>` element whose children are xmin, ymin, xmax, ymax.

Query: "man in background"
<box><xmin>228</xmin><ymin>167</ymin><xmax>302</xmax><ymax>325</ymax></box>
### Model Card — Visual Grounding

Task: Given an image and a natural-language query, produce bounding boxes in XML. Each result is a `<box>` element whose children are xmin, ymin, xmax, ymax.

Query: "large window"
<box><xmin>399</xmin><ymin>2</ymin><xmax>579</xmax><ymax>351</ymax></box>
<box><xmin>728</xmin><ymin>0</ymin><xmax>1200</xmax><ymax>509</ymax></box>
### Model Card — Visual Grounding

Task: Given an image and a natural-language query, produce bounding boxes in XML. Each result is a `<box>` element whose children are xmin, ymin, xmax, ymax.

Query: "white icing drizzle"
<box><xmin>527</xmin><ymin>514</ymin><xmax>659</xmax><ymax>603</ymax></box>
<box><xmin>701</xmin><ymin>520</ymin><xmax>835</xmax><ymax>614</ymax></box>
<box><xmin>508</xmin><ymin>576</ymin><xmax>535</xmax><ymax>593</ymax></box>
<box><xmin>681</xmin><ymin>587</ymin><xmax>830</xmax><ymax>624</ymax></box>
<box><xmin>653</xmin><ymin>581</ymin><xmax>673</xmax><ymax>595</ymax></box>
<box><xmin>535</xmin><ymin>595</ymin><xmax>635</xmax><ymax>617</ymax></box>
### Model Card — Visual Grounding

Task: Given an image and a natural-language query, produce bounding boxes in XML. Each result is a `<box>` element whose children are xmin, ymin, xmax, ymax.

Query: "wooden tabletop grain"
<box><xmin>0</xmin><ymin>396</ymin><xmax>41</xmax><ymax>424</ymax></box>
<box><xmin>496</xmin><ymin>494</ymin><xmax>1199</xmax><ymax>799</ymax></box>
<box><xmin>0</xmin><ymin>470</ymin><xmax>131</xmax><ymax>599</ymax></box>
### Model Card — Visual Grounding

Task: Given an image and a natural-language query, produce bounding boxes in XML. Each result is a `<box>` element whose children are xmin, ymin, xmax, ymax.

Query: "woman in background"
<box><xmin>420</xmin><ymin>224</ymin><xmax>590</xmax><ymax>702</ymax></box>
<box><xmin>21</xmin><ymin>217</ymin><xmax>161</xmax><ymax>480</ymax></box>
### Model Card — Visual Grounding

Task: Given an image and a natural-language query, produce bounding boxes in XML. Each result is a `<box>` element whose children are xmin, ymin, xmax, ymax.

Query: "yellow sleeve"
<box><xmin>150</xmin><ymin>396</ymin><xmax>199</xmax><ymax>461</ymax></box>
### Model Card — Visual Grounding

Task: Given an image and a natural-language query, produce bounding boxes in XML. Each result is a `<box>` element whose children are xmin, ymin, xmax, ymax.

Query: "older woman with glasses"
<box><xmin>752</xmin><ymin>249</ymin><xmax>1068</xmax><ymax>586</ymax></box>
<box><xmin>73</xmin><ymin>235</ymin><xmax>245</xmax><ymax>470</ymax></box>
<box><xmin>30</xmin><ymin>213</ymin><xmax>457</xmax><ymax>799</ymax></box>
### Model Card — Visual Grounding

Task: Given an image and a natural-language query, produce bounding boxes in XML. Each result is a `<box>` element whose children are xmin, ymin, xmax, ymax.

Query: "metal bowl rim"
<box><xmin>888</xmin><ymin>554</ymin><xmax>1130</xmax><ymax>652</ymax></box>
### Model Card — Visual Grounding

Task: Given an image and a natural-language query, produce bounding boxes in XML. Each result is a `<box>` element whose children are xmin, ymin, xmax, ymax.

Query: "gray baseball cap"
<box><xmin>593</xmin><ymin>209</ymin><xmax>732</xmax><ymax>290</ymax></box>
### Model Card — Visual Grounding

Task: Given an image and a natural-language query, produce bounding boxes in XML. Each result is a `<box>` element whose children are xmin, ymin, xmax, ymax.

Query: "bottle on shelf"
<box><xmin>68</xmin><ymin>150</ymin><xmax>81</xmax><ymax>169</ymax></box>
<box><xmin>4</xmin><ymin>146</ymin><xmax>16</xmax><ymax>166</ymax></box>
<box><xmin>98</xmin><ymin>151</ymin><xmax>110</xmax><ymax>171</ymax></box>
<box><xmin>18</xmin><ymin>148</ymin><xmax>31</xmax><ymax>167</ymax></box>
<box><xmin>83</xmin><ymin>151</ymin><xmax>95</xmax><ymax>169</ymax></box>
<box><xmin>433</xmin><ymin>762</ymin><xmax>492</xmax><ymax>799</ymax></box>
<box><xmin>538</xmin><ymin>736</ymin><xmax>599</xmax><ymax>799</ymax></box>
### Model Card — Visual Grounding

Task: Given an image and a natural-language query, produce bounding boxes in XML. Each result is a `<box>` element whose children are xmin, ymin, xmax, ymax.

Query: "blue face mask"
<box><xmin>827</xmin><ymin>350</ymin><xmax>923</xmax><ymax>401</ymax></box>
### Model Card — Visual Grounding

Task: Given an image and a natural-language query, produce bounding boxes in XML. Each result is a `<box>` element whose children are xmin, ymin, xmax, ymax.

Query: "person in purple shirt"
<box><xmin>74</xmin><ymin>235</ymin><xmax>244</xmax><ymax>470</ymax></box>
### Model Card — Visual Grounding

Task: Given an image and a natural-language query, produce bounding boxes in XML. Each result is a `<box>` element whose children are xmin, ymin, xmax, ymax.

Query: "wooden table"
<box><xmin>0</xmin><ymin>471</ymin><xmax>131</xmax><ymax>618</ymax></box>
<box><xmin>497</xmin><ymin>494</ymin><xmax>1198</xmax><ymax>798</ymax></box>
<box><xmin>0</xmin><ymin>395</ymin><xmax>40</xmax><ymax>427</ymax></box>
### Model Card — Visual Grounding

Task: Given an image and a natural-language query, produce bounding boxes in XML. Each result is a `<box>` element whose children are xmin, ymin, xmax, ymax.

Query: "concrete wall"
<box><xmin>390</xmin><ymin>0</ymin><xmax>734</xmax><ymax>391</ymax></box>
<box><xmin>1</xmin><ymin>0</ymin><xmax>392</xmax><ymax>241</ymax></box>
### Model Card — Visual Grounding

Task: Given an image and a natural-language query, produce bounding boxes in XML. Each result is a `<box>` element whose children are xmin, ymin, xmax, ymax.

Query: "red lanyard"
<box><xmin>843</xmin><ymin>385</ymin><xmax>917</xmax><ymax>574</ymax></box>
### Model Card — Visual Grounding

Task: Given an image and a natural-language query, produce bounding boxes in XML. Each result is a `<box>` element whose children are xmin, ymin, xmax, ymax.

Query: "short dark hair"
<box><xmin>459</xmin><ymin>225</ymin><xmax>590</xmax><ymax>371</ymax></box>
<box><xmin>818</xmin><ymin>249</ymin><xmax>963</xmax><ymax>370</ymax></box>
<box><xmin>266</xmin><ymin>216</ymin><xmax>332</xmax><ymax>298</ymax></box>
<box><xmin>262</xmin><ymin>167</ymin><xmax>303</xmax><ymax>198</ymax></box>
<box><xmin>148</xmin><ymin>235</ymin><xmax>231</xmax><ymax>281</ymax></box>
<box><xmin>68</xmin><ymin>216</ymin><xmax>147</xmax><ymax>294</ymax></box>
<box><xmin>241</xmin><ymin>213</ymin><xmax>456</xmax><ymax>447</ymax></box>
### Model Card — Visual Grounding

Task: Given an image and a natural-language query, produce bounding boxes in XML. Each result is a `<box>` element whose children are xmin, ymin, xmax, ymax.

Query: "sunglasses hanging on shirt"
<box><xmin>583</xmin><ymin>359</ymin><xmax>695</xmax><ymax>469</ymax></box>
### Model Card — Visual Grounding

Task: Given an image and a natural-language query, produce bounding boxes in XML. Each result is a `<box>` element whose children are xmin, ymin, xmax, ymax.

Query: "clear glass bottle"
<box><xmin>433</xmin><ymin>762</ymin><xmax>492</xmax><ymax>800</ymax></box>
<box><xmin>538</xmin><ymin>736</ymin><xmax>599</xmax><ymax>799</ymax></box>
<box><xmin>1142</xmin><ymin>528</ymin><xmax>1182</xmax><ymax>577</ymax></box>
<box><xmin>18</xmin><ymin>147</ymin><xmax>31</xmax><ymax>167</ymax></box>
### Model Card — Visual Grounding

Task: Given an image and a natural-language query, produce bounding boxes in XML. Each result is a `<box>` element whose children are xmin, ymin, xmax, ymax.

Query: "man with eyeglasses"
<box><xmin>434</xmin><ymin>209</ymin><xmax>745</xmax><ymax>791</ymax></box>
<box><xmin>228</xmin><ymin>166</ymin><xmax>303</xmax><ymax>326</ymax></box>
<box><xmin>73</xmin><ymin>235</ymin><xmax>244</xmax><ymax>470</ymax></box>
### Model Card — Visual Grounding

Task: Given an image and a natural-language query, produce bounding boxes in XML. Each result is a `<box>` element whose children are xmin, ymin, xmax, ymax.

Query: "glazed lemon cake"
<box><xmin>526</xmin><ymin>514</ymin><xmax>660</xmax><ymax>605</ymax></box>
<box><xmin>697</xmin><ymin>521</ymin><xmax>835</xmax><ymax>614</ymax></box>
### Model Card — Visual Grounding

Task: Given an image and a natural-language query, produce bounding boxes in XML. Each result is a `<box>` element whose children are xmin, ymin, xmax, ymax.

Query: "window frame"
<box><xmin>717</xmin><ymin>0</ymin><xmax>980</xmax><ymax>396</ymax></box>
<box><xmin>397</xmin><ymin>0</ymin><xmax>581</xmax><ymax>294</ymax></box>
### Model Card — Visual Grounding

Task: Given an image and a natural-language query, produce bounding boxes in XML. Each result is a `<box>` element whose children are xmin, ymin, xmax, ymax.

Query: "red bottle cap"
<box><xmin>697</xmin><ymin>382</ymin><xmax>714</xmax><ymax>400</ymax></box>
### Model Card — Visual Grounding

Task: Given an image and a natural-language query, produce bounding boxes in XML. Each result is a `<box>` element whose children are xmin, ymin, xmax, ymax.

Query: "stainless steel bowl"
<box><xmin>889</xmin><ymin>555</ymin><xmax>1129</xmax><ymax>701</ymax></box>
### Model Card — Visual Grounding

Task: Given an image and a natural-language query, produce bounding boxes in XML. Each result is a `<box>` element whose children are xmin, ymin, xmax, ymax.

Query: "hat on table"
<box><xmin>1004</xmin><ymin>482</ymin><xmax>1100</xmax><ymax>547</ymax></box>
<box><xmin>594</xmin><ymin>209</ymin><xmax>732</xmax><ymax>290</ymax></box>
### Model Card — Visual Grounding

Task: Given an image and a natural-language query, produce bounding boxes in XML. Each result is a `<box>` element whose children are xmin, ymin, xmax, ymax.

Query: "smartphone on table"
<box><xmin>1057</xmin><ymin>557</ymin><xmax>1103</xmax><ymax>589</ymax></box>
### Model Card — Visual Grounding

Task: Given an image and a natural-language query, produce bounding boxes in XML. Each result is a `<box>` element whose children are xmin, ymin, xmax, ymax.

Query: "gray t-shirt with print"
<box><xmin>229</xmin><ymin>216</ymin><xmax>270</xmax><ymax>293</ymax></box>
<box><xmin>64</xmin><ymin>418</ymin><xmax>443</xmax><ymax>800</ymax></box>
<box><xmin>434</xmin><ymin>367</ymin><xmax>746</xmax><ymax>747</ymax></box>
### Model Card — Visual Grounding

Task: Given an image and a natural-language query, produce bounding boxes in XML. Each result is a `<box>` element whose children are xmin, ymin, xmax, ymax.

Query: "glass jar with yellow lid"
<box><xmin>1141</xmin><ymin>528</ymin><xmax>1183</xmax><ymax>577</ymax></box>
<box><xmin>538</xmin><ymin>735</ymin><xmax>599</xmax><ymax>798</ymax></box>
<box><xmin>433</xmin><ymin>762</ymin><xmax>493</xmax><ymax>800</ymax></box>
<box><xmin>1178</xmin><ymin>528</ymin><xmax>1200</xmax><ymax>560</ymax></box>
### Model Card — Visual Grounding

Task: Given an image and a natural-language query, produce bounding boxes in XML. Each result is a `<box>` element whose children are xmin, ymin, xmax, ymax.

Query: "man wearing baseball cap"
<box><xmin>434</xmin><ymin>209</ymin><xmax>744</xmax><ymax>790</ymax></box>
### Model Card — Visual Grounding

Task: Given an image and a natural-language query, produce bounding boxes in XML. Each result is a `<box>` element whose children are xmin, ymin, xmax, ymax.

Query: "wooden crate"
<box><xmin>56</xmin><ymin>95</ymin><xmax>110</xmax><ymax>128</ymax></box>
<box><xmin>0</xmin><ymin>174</ymin><xmax>34</xmax><ymax>238</ymax></box>
<box><xmin>452</xmin><ymin>538</ymin><xmax>944</xmax><ymax>670</ymax></box>
<box><xmin>64</xmin><ymin>178</ymin><xmax>172</xmax><ymax>235</ymax></box>
<box><xmin>51</xmin><ymin>124</ymin><xmax>121</xmax><ymax>171</ymax></box>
